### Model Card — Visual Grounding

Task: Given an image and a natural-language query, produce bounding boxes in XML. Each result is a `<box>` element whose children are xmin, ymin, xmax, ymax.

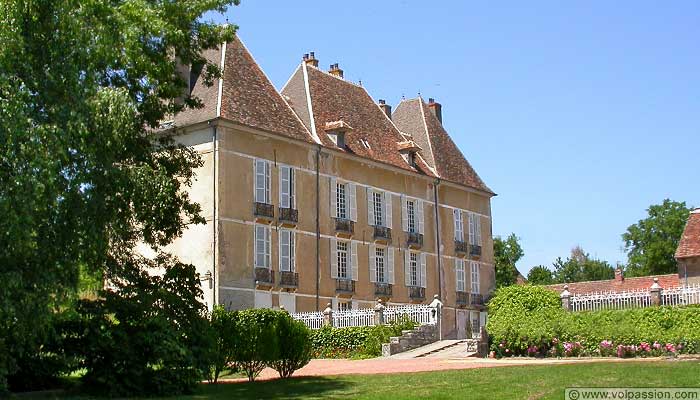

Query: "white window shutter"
<box><xmin>369</xmin><ymin>244</ymin><xmax>377</xmax><ymax>283</ymax></box>
<box><xmin>404</xmin><ymin>250</ymin><xmax>410</xmax><ymax>286</ymax></box>
<box><xmin>290</xmin><ymin>231</ymin><xmax>296</xmax><ymax>272</ymax></box>
<box><xmin>264</xmin><ymin>161</ymin><xmax>271</xmax><ymax>204</ymax></box>
<box><xmin>387</xmin><ymin>247</ymin><xmax>395</xmax><ymax>284</ymax></box>
<box><xmin>254</xmin><ymin>159</ymin><xmax>263</xmax><ymax>203</ymax></box>
<box><xmin>330</xmin><ymin>177</ymin><xmax>337</xmax><ymax>218</ymax></box>
<box><xmin>420</xmin><ymin>253</ymin><xmax>427</xmax><ymax>288</ymax></box>
<box><xmin>330</xmin><ymin>238</ymin><xmax>338</xmax><ymax>278</ymax></box>
<box><xmin>385</xmin><ymin>192</ymin><xmax>392</xmax><ymax>229</ymax></box>
<box><xmin>266</xmin><ymin>227</ymin><xmax>271</xmax><ymax>268</ymax></box>
<box><xmin>348</xmin><ymin>183</ymin><xmax>357</xmax><ymax>221</ymax></box>
<box><xmin>401</xmin><ymin>196</ymin><xmax>408</xmax><ymax>232</ymax></box>
<box><xmin>253</xmin><ymin>225</ymin><xmax>258</xmax><ymax>268</ymax></box>
<box><xmin>279</xmin><ymin>229</ymin><xmax>286</xmax><ymax>272</ymax></box>
<box><xmin>454</xmin><ymin>209</ymin><xmax>463</xmax><ymax>241</ymax></box>
<box><xmin>480</xmin><ymin>312</ymin><xmax>487</xmax><ymax>330</ymax></box>
<box><xmin>475</xmin><ymin>216</ymin><xmax>482</xmax><ymax>246</ymax></box>
<box><xmin>367</xmin><ymin>188</ymin><xmax>375</xmax><ymax>226</ymax></box>
<box><xmin>469</xmin><ymin>213</ymin><xmax>476</xmax><ymax>245</ymax></box>
<box><xmin>351</xmin><ymin>241</ymin><xmax>358</xmax><ymax>281</ymax></box>
<box><xmin>417</xmin><ymin>200</ymin><xmax>424</xmax><ymax>235</ymax></box>
<box><xmin>279</xmin><ymin>166</ymin><xmax>290</xmax><ymax>208</ymax></box>
<box><xmin>289</xmin><ymin>167</ymin><xmax>295</xmax><ymax>209</ymax></box>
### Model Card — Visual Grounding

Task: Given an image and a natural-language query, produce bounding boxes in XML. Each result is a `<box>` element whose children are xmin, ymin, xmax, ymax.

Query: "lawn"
<box><xmin>19</xmin><ymin>360</ymin><xmax>700</xmax><ymax>399</ymax></box>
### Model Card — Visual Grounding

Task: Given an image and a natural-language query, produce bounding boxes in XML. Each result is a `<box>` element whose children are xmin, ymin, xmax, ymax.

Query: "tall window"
<box><xmin>454</xmin><ymin>209</ymin><xmax>464</xmax><ymax>242</ymax></box>
<box><xmin>375</xmin><ymin>247</ymin><xmax>385</xmax><ymax>283</ymax></box>
<box><xmin>279</xmin><ymin>229</ymin><xmax>295</xmax><ymax>272</ymax></box>
<box><xmin>456</xmin><ymin>259</ymin><xmax>465</xmax><ymax>292</ymax></box>
<box><xmin>337</xmin><ymin>241</ymin><xmax>348</xmax><ymax>279</ymax></box>
<box><xmin>254</xmin><ymin>159</ymin><xmax>270</xmax><ymax>204</ymax></box>
<box><xmin>254</xmin><ymin>225</ymin><xmax>271</xmax><ymax>269</ymax></box>
<box><xmin>279</xmin><ymin>166</ymin><xmax>294</xmax><ymax>209</ymax></box>
<box><xmin>471</xmin><ymin>262</ymin><xmax>480</xmax><ymax>294</ymax></box>
<box><xmin>409</xmin><ymin>252</ymin><xmax>419</xmax><ymax>286</ymax></box>
<box><xmin>336</xmin><ymin>182</ymin><xmax>347</xmax><ymax>219</ymax></box>
<box><xmin>407</xmin><ymin>200</ymin><xmax>416</xmax><ymax>233</ymax></box>
<box><xmin>469</xmin><ymin>213</ymin><xmax>482</xmax><ymax>246</ymax></box>
<box><xmin>337</xmin><ymin>300</ymin><xmax>351</xmax><ymax>311</ymax></box>
<box><xmin>373</xmin><ymin>191</ymin><xmax>383</xmax><ymax>226</ymax></box>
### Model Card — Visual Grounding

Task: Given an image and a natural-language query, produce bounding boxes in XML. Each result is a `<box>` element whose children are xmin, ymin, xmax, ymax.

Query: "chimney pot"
<box><xmin>378</xmin><ymin>99</ymin><xmax>392</xmax><ymax>119</ymax></box>
<box><xmin>304</xmin><ymin>51</ymin><xmax>319</xmax><ymax>67</ymax></box>
<box><xmin>427</xmin><ymin>98</ymin><xmax>442</xmax><ymax>123</ymax></box>
<box><xmin>303</xmin><ymin>53</ymin><xmax>309</xmax><ymax>60</ymax></box>
<box><xmin>329</xmin><ymin>63</ymin><xmax>344</xmax><ymax>79</ymax></box>
<box><xmin>310</xmin><ymin>51</ymin><xmax>315</xmax><ymax>58</ymax></box>
<box><xmin>379</xmin><ymin>99</ymin><xmax>386</xmax><ymax>105</ymax></box>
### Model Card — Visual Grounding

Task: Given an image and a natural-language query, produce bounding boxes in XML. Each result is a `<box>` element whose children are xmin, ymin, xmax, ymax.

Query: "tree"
<box><xmin>552</xmin><ymin>247</ymin><xmax>614</xmax><ymax>283</ymax></box>
<box><xmin>0</xmin><ymin>0</ymin><xmax>238</xmax><ymax>391</ymax></box>
<box><xmin>527</xmin><ymin>265</ymin><xmax>554</xmax><ymax>285</ymax></box>
<box><xmin>494</xmin><ymin>234</ymin><xmax>524</xmax><ymax>288</ymax></box>
<box><xmin>622</xmin><ymin>199</ymin><xmax>691</xmax><ymax>277</ymax></box>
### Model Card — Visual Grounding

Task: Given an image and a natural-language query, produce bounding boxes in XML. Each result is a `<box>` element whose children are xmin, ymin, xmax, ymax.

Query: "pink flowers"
<box><xmin>665</xmin><ymin>343</ymin><xmax>676</xmax><ymax>353</ymax></box>
<box><xmin>563</xmin><ymin>341</ymin><xmax>582</xmax><ymax>356</ymax></box>
<box><xmin>527</xmin><ymin>345</ymin><xmax>539</xmax><ymax>355</ymax></box>
<box><xmin>653</xmin><ymin>341</ymin><xmax>662</xmax><ymax>350</ymax></box>
<box><xmin>600</xmin><ymin>340</ymin><xmax>613</xmax><ymax>349</ymax></box>
<box><xmin>639</xmin><ymin>342</ymin><xmax>651</xmax><ymax>353</ymax></box>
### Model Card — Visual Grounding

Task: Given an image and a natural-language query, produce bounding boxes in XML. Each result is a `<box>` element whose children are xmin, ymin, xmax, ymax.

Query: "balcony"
<box><xmin>470</xmin><ymin>293</ymin><xmax>485</xmax><ymax>306</ymax></box>
<box><xmin>408</xmin><ymin>286</ymin><xmax>425</xmax><ymax>300</ymax></box>
<box><xmin>254</xmin><ymin>267</ymin><xmax>274</xmax><ymax>286</ymax></box>
<box><xmin>455</xmin><ymin>240</ymin><xmax>468</xmax><ymax>255</ymax></box>
<box><xmin>254</xmin><ymin>202</ymin><xmax>274</xmax><ymax>221</ymax></box>
<box><xmin>336</xmin><ymin>278</ymin><xmax>355</xmax><ymax>294</ymax></box>
<box><xmin>456</xmin><ymin>291</ymin><xmax>469</xmax><ymax>305</ymax></box>
<box><xmin>373</xmin><ymin>226</ymin><xmax>392</xmax><ymax>242</ymax></box>
<box><xmin>470</xmin><ymin>244</ymin><xmax>482</xmax><ymax>258</ymax></box>
<box><xmin>407</xmin><ymin>232</ymin><xmax>423</xmax><ymax>249</ymax></box>
<box><xmin>279</xmin><ymin>271</ymin><xmax>298</xmax><ymax>288</ymax></box>
<box><xmin>278</xmin><ymin>207</ymin><xmax>298</xmax><ymax>225</ymax></box>
<box><xmin>334</xmin><ymin>218</ymin><xmax>354</xmax><ymax>236</ymax></box>
<box><xmin>374</xmin><ymin>282</ymin><xmax>393</xmax><ymax>297</ymax></box>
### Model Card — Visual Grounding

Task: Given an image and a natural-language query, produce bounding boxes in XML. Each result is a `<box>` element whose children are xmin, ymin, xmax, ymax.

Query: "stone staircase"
<box><xmin>381</xmin><ymin>324</ymin><xmax>439</xmax><ymax>357</ymax></box>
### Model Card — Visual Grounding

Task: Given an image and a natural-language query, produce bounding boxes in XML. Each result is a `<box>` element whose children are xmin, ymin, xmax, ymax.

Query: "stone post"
<box><xmin>429</xmin><ymin>294</ymin><xmax>443</xmax><ymax>340</ymax></box>
<box><xmin>374</xmin><ymin>298</ymin><xmax>385</xmax><ymax>326</ymax></box>
<box><xmin>650</xmin><ymin>277</ymin><xmax>662</xmax><ymax>306</ymax></box>
<box><xmin>560</xmin><ymin>285</ymin><xmax>572</xmax><ymax>311</ymax></box>
<box><xmin>323</xmin><ymin>303</ymin><xmax>334</xmax><ymax>327</ymax></box>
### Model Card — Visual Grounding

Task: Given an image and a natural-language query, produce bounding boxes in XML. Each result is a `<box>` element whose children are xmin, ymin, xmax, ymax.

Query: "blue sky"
<box><xmin>209</xmin><ymin>1</ymin><xmax>699</xmax><ymax>274</ymax></box>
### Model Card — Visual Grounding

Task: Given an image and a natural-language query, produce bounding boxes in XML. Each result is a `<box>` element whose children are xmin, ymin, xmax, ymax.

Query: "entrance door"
<box><xmin>456</xmin><ymin>310</ymin><xmax>469</xmax><ymax>339</ymax></box>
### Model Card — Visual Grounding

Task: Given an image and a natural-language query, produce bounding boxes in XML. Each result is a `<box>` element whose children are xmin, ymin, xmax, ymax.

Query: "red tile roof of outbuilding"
<box><xmin>676</xmin><ymin>209</ymin><xmax>700</xmax><ymax>259</ymax></box>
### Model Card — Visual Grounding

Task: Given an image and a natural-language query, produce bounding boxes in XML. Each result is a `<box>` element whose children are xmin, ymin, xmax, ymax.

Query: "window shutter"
<box><xmin>401</xmin><ymin>196</ymin><xmax>408</xmax><ymax>232</ymax></box>
<box><xmin>420</xmin><ymin>253</ymin><xmax>427</xmax><ymax>288</ymax></box>
<box><xmin>253</xmin><ymin>225</ymin><xmax>259</xmax><ymax>268</ymax></box>
<box><xmin>348</xmin><ymin>183</ymin><xmax>357</xmax><ymax>221</ymax></box>
<box><xmin>385</xmin><ymin>192</ymin><xmax>392</xmax><ymax>229</ymax></box>
<box><xmin>290</xmin><ymin>231</ymin><xmax>296</xmax><ymax>272</ymax></box>
<box><xmin>404</xmin><ymin>250</ymin><xmax>410</xmax><ymax>286</ymax></box>
<box><xmin>417</xmin><ymin>200</ymin><xmax>424</xmax><ymax>235</ymax></box>
<box><xmin>264</xmin><ymin>161</ymin><xmax>271</xmax><ymax>204</ymax></box>
<box><xmin>469</xmin><ymin>213</ymin><xmax>476</xmax><ymax>245</ymax></box>
<box><xmin>387</xmin><ymin>247</ymin><xmax>395</xmax><ymax>284</ymax></box>
<box><xmin>454</xmin><ymin>209</ymin><xmax>463</xmax><ymax>241</ymax></box>
<box><xmin>254</xmin><ymin>159</ymin><xmax>263</xmax><ymax>203</ymax></box>
<box><xmin>330</xmin><ymin>238</ymin><xmax>338</xmax><ymax>278</ymax></box>
<box><xmin>456</xmin><ymin>259</ymin><xmax>464</xmax><ymax>291</ymax></box>
<box><xmin>265</xmin><ymin>227</ymin><xmax>271</xmax><ymax>269</ymax></box>
<box><xmin>289</xmin><ymin>167</ymin><xmax>295</xmax><ymax>209</ymax></box>
<box><xmin>280</xmin><ymin>166</ymin><xmax>290</xmax><ymax>208</ymax></box>
<box><xmin>369</xmin><ymin>244</ymin><xmax>377</xmax><ymax>283</ymax></box>
<box><xmin>471</xmin><ymin>262</ymin><xmax>479</xmax><ymax>294</ymax></box>
<box><xmin>475</xmin><ymin>216</ymin><xmax>482</xmax><ymax>246</ymax></box>
<box><xmin>330</xmin><ymin>177</ymin><xmax>337</xmax><ymax>218</ymax></box>
<box><xmin>279</xmin><ymin>229</ymin><xmax>287</xmax><ymax>272</ymax></box>
<box><xmin>331</xmin><ymin>297</ymin><xmax>338</xmax><ymax>310</ymax></box>
<box><xmin>351</xmin><ymin>241</ymin><xmax>358</xmax><ymax>281</ymax></box>
<box><xmin>367</xmin><ymin>188</ymin><xmax>375</xmax><ymax>226</ymax></box>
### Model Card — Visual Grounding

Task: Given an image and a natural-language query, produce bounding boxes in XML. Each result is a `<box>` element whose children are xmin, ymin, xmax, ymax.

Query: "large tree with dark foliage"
<box><xmin>0</xmin><ymin>0</ymin><xmax>238</xmax><ymax>392</ymax></box>
<box><xmin>494</xmin><ymin>233</ymin><xmax>524</xmax><ymax>288</ymax></box>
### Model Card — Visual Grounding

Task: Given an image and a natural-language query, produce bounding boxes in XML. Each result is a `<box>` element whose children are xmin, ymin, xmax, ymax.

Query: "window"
<box><xmin>337</xmin><ymin>241</ymin><xmax>348</xmax><ymax>279</ymax></box>
<box><xmin>337</xmin><ymin>300</ymin><xmax>351</xmax><ymax>311</ymax></box>
<box><xmin>279</xmin><ymin>166</ymin><xmax>294</xmax><ymax>209</ymax></box>
<box><xmin>375</xmin><ymin>247</ymin><xmax>385</xmax><ymax>283</ymax></box>
<box><xmin>402</xmin><ymin>197</ymin><xmax>423</xmax><ymax>234</ymax></box>
<box><xmin>368</xmin><ymin>189</ymin><xmax>392</xmax><ymax>228</ymax></box>
<box><xmin>254</xmin><ymin>159</ymin><xmax>271</xmax><ymax>204</ymax></box>
<box><xmin>254</xmin><ymin>225</ymin><xmax>271</xmax><ymax>269</ymax></box>
<box><xmin>328</xmin><ymin>132</ymin><xmax>345</xmax><ymax>148</ymax></box>
<box><xmin>336</xmin><ymin>182</ymin><xmax>347</xmax><ymax>220</ymax></box>
<box><xmin>404</xmin><ymin>251</ymin><xmax>426</xmax><ymax>288</ymax></box>
<box><xmin>471</xmin><ymin>262</ymin><xmax>480</xmax><ymax>294</ymax></box>
<box><xmin>279</xmin><ymin>229</ymin><xmax>295</xmax><ymax>272</ymax></box>
<box><xmin>373</xmin><ymin>192</ymin><xmax>383</xmax><ymax>226</ymax></box>
<box><xmin>469</xmin><ymin>213</ymin><xmax>482</xmax><ymax>246</ymax></box>
<box><xmin>370</xmin><ymin>245</ymin><xmax>394</xmax><ymax>284</ymax></box>
<box><xmin>456</xmin><ymin>259</ymin><xmax>465</xmax><ymax>292</ymax></box>
<box><xmin>407</xmin><ymin>200</ymin><xmax>416</xmax><ymax>233</ymax></box>
<box><xmin>409</xmin><ymin>252</ymin><xmax>419</xmax><ymax>287</ymax></box>
<box><xmin>454</xmin><ymin>209</ymin><xmax>464</xmax><ymax>242</ymax></box>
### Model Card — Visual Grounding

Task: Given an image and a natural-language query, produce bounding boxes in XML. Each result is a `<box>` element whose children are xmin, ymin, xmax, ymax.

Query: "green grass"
<box><xmin>17</xmin><ymin>360</ymin><xmax>700</xmax><ymax>399</ymax></box>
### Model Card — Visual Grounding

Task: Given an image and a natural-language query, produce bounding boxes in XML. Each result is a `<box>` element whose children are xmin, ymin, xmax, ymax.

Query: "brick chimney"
<box><xmin>428</xmin><ymin>97</ymin><xmax>442</xmax><ymax>124</ymax></box>
<box><xmin>303</xmin><ymin>51</ymin><xmax>319</xmax><ymax>68</ymax></box>
<box><xmin>378</xmin><ymin>99</ymin><xmax>392</xmax><ymax>119</ymax></box>
<box><xmin>329</xmin><ymin>63</ymin><xmax>344</xmax><ymax>79</ymax></box>
<box><xmin>615</xmin><ymin>267</ymin><xmax>624</xmax><ymax>282</ymax></box>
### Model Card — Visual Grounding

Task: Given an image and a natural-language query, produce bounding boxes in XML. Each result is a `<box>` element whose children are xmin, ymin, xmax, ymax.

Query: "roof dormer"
<box><xmin>324</xmin><ymin>120</ymin><xmax>353</xmax><ymax>149</ymax></box>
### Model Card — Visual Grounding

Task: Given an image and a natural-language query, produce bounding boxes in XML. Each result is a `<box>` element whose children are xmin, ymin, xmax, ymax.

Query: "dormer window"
<box><xmin>397</xmin><ymin>140</ymin><xmax>422</xmax><ymax>168</ymax></box>
<box><xmin>324</xmin><ymin>120</ymin><xmax>353</xmax><ymax>150</ymax></box>
<box><xmin>328</xmin><ymin>131</ymin><xmax>346</xmax><ymax>148</ymax></box>
<box><xmin>408</xmin><ymin>151</ymin><xmax>417</xmax><ymax>167</ymax></box>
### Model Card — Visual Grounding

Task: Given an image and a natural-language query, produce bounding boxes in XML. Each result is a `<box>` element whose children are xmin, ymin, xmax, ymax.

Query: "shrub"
<box><xmin>207</xmin><ymin>305</ymin><xmax>238</xmax><ymax>383</ymax></box>
<box><xmin>269</xmin><ymin>313</ymin><xmax>312</xmax><ymax>378</ymax></box>
<box><xmin>231</xmin><ymin>308</ymin><xmax>281</xmax><ymax>381</ymax></box>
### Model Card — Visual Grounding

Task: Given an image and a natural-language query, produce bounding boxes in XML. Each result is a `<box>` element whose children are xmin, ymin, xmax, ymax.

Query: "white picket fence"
<box><xmin>290</xmin><ymin>303</ymin><xmax>437</xmax><ymax>330</ymax></box>
<box><xmin>569</xmin><ymin>284</ymin><xmax>700</xmax><ymax>312</ymax></box>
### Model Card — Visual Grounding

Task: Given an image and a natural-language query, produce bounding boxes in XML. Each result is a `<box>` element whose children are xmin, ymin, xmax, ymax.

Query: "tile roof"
<box><xmin>393</xmin><ymin>98</ymin><xmax>494</xmax><ymax>194</ymax></box>
<box><xmin>281</xmin><ymin>64</ymin><xmax>436</xmax><ymax>177</ymax></box>
<box><xmin>546</xmin><ymin>273</ymin><xmax>680</xmax><ymax>295</ymax></box>
<box><xmin>173</xmin><ymin>36</ymin><xmax>313</xmax><ymax>143</ymax></box>
<box><xmin>676</xmin><ymin>209</ymin><xmax>700</xmax><ymax>259</ymax></box>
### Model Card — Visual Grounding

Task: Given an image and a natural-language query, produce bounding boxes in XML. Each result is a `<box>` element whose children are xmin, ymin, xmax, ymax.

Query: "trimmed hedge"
<box><xmin>487</xmin><ymin>285</ymin><xmax>700</xmax><ymax>358</ymax></box>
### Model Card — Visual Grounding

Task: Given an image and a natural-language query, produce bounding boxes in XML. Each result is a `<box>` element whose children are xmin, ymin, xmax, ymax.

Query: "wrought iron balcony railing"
<box><xmin>408</xmin><ymin>286</ymin><xmax>425</xmax><ymax>300</ymax></box>
<box><xmin>470</xmin><ymin>244</ymin><xmax>482</xmax><ymax>257</ymax></box>
<box><xmin>456</xmin><ymin>291</ymin><xmax>469</xmax><ymax>305</ymax></box>
<box><xmin>373</xmin><ymin>226</ymin><xmax>392</xmax><ymax>242</ymax></box>
<box><xmin>455</xmin><ymin>240</ymin><xmax>468</xmax><ymax>255</ymax></box>
<box><xmin>253</xmin><ymin>202</ymin><xmax>274</xmax><ymax>220</ymax></box>
<box><xmin>335</xmin><ymin>278</ymin><xmax>355</xmax><ymax>293</ymax></box>
<box><xmin>279</xmin><ymin>271</ymin><xmax>298</xmax><ymax>288</ymax></box>
<box><xmin>374</xmin><ymin>282</ymin><xmax>393</xmax><ymax>297</ymax></box>
<box><xmin>334</xmin><ymin>218</ymin><xmax>354</xmax><ymax>235</ymax></box>
<box><xmin>407</xmin><ymin>232</ymin><xmax>423</xmax><ymax>249</ymax></box>
<box><xmin>254</xmin><ymin>267</ymin><xmax>274</xmax><ymax>285</ymax></box>
<box><xmin>278</xmin><ymin>207</ymin><xmax>298</xmax><ymax>224</ymax></box>
<box><xmin>470</xmin><ymin>293</ymin><xmax>485</xmax><ymax>306</ymax></box>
